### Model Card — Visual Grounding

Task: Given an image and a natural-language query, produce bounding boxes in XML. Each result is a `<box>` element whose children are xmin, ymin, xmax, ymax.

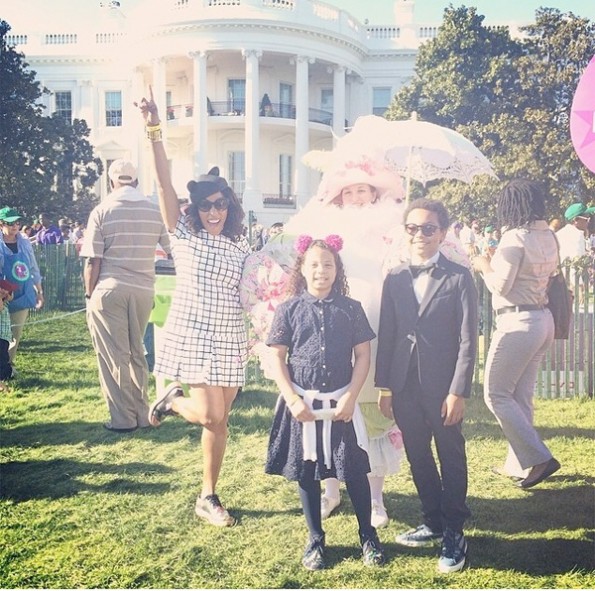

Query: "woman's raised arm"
<box><xmin>136</xmin><ymin>87</ymin><xmax>180</xmax><ymax>231</ymax></box>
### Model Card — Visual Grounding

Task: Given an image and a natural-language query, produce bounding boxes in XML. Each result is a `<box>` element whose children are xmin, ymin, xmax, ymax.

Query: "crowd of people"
<box><xmin>1</xmin><ymin>95</ymin><xmax>593</xmax><ymax>575</ymax></box>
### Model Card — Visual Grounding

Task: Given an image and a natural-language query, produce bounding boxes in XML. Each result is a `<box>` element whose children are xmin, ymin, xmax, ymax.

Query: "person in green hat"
<box><xmin>0</xmin><ymin>206</ymin><xmax>44</xmax><ymax>367</ymax></box>
<box><xmin>556</xmin><ymin>202</ymin><xmax>595</xmax><ymax>300</ymax></box>
<box><xmin>556</xmin><ymin>202</ymin><xmax>595</xmax><ymax>263</ymax></box>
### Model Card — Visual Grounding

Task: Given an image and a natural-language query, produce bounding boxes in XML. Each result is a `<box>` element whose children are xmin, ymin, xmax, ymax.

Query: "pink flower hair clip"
<box><xmin>295</xmin><ymin>235</ymin><xmax>314</xmax><ymax>254</ymax></box>
<box><xmin>324</xmin><ymin>234</ymin><xmax>343</xmax><ymax>252</ymax></box>
<box><xmin>295</xmin><ymin>234</ymin><xmax>344</xmax><ymax>254</ymax></box>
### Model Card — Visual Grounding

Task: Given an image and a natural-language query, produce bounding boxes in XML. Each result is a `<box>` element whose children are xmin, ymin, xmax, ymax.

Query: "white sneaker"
<box><xmin>320</xmin><ymin>495</ymin><xmax>340</xmax><ymax>519</ymax></box>
<box><xmin>195</xmin><ymin>494</ymin><xmax>235</xmax><ymax>527</ymax></box>
<box><xmin>371</xmin><ymin>501</ymin><xmax>389</xmax><ymax>528</ymax></box>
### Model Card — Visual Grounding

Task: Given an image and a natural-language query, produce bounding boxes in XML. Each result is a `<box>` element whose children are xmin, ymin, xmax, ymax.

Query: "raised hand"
<box><xmin>134</xmin><ymin>86</ymin><xmax>160</xmax><ymax>125</ymax></box>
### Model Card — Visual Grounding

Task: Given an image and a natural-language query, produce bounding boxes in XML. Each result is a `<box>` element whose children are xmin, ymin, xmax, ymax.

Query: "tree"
<box><xmin>0</xmin><ymin>20</ymin><xmax>102</xmax><ymax>221</ymax></box>
<box><xmin>386</xmin><ymin>5</ymin><xmax>595</xmax><ymax>222</ymax></box>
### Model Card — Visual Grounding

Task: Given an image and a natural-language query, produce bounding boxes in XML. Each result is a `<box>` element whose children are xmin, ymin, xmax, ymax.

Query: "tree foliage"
<box><xmin>386</xmin><ymin>5</ymin><xmax>595</xmax><ymax>223</ymax></box>
<box><xmin>0</xmin><ymin>20</ymin><xmax>102</xmax><ymax>222</ymax></box>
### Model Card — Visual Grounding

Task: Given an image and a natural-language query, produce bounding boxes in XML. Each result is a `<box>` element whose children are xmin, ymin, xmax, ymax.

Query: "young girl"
<box><xmin>265</xmin><ymin>234</ymin><xmax>385</xmax><ymax>570</ymax></box>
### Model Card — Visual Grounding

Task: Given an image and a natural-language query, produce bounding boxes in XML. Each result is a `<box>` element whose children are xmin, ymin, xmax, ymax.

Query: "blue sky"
<box><xmin>1</xmin><ymin>0</ymin><xmax>593</xmax><ymax>30</ymax></box>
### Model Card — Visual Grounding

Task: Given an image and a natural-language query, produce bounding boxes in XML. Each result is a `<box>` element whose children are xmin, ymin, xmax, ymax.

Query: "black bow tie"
<box><xmin>410</xmin><ymin>263</ymin><xmax>436</xmax><ymax>278</ymax></box>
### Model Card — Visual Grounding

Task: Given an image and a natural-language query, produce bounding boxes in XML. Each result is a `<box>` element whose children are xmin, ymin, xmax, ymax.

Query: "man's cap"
<box><xmin>108</xmin><ymin>159</ymin><xmax>138</xmax><ymax>184</ymax></box>
<box><xmin>0</xmin><ymin>279</ymin><xmax>18</xmax><ymax>293</ymax></box>
<box><xmin>564</xmin><ymin>202</ymin><xmax>595</xmax><ymax>221</ymax></box>
<box><xmin>0</xmin><ymin>207</ymin><xmax>23</xmax><ymax>223</ymax></box>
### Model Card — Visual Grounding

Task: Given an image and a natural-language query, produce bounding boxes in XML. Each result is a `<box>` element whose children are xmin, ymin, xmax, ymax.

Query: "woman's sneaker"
<box><xmin>195</xmin><ymin>494</ymin><xmax>236</xmax><ymax>527</ymax></box>
<box><xmin>395</xmin><ymin>524</ymin><xmax>443</xmax><ymax>547</ymax></box>
<box><xmin>362</xmin><ymin>536</ymin><xmax>385</xmax><ymax>566</ymax></box>
<box><xmin>437</xmin><ymin>529</ymin><xmax>467</xmax><ymax>573</ymax></box>
<box><xmin>320</xmin><ymin>494</ymin><xmax>340</xmax><ymax>519</ymax></box>
<box><xmin>149</xmin><ymin>382</ymin><xmax>184</xmax><ymax>426</ymax></box>
<box><xmin>302</xmin><ymin>537</ymin><xmax>326</xmax><ymax>570</ymax></box>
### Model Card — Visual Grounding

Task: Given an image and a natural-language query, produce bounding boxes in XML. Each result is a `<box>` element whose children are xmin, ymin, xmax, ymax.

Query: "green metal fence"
<box><xmin>30</xmin><ymin>243</ymin><xmax>86</xmax><ymax>312</ymax></box>
<box><xmin>30</xmin><ymin>245</ymin><xmax>594</xmax><ymax>398</ymax></box>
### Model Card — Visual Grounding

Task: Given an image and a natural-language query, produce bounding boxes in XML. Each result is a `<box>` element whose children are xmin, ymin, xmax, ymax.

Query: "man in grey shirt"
<box><xmin>81</xmin><ymin>159</ymin><xmax>170</xmax><ymax>432</ymax></box>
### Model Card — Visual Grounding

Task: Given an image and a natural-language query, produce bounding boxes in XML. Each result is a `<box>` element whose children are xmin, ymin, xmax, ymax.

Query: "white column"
<box><xmin>78</xmin><ymin>80</ymin><xmax>94</xmax><ymax>130</ymax></box>
<box><xmin>241</xmin><ymin>49</ymin><xmax>262</xmax><ymax>213</ymax></box>
<box><xmin>190</xmin><ymin>50</ymin><xmax>208</xmax><ymax>178</ymax></box>
<box><xmin>332</xmin><ymin>65</ymin><xmax>346</xmax><ymax>142</ymax></box>
<box><xmin>152</xmin><ymin>58</ymin><xmax>167</xmax><ymax>142</ymax></box>
<box><xmin>294</xmin><ymin>55</ymin><xmax>311</xmax><ymax>209</ymax></box>
<box><xmin>131</xmin><ymin>67</ymin><xmax>146</xmax><ymax>191</ymax></box>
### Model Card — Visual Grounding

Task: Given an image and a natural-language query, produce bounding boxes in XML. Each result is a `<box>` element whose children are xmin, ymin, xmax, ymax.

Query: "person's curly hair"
<box><xmin>185</xmin><ymin>167</ymin><xmax>245</xmax><ymax>241</ymax></box>
<box><xmin>497</xmin><ymin>179</ymin><xmax>546</xmax><ymax>230</ymax></box>
<box><xmin>286</xmin><ymin>239</ymin><xmax>349</xmax><ymax>297</ymax></box>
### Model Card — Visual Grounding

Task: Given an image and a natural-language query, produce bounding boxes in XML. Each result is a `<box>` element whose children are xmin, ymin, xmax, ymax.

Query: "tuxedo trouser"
<box><xmin>392</xmin><ymin>362</ymin><xmax>470</xmax><ymax>533</ymax></box>
<box><xmin>86</xmin><ymin>285</ymin><xmax>153</xmax><ymax>429</ymax></box>
<box><xmin>484</xmin><ymin>308</ymin><xmax>554</xmax><ymax>471</ymax></box>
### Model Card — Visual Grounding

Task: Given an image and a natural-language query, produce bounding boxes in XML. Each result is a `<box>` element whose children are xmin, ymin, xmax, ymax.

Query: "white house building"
<box><xmin>7</xmin><ymin>0</ymin><xmax>521</xmax><ymax>224</ymax></box>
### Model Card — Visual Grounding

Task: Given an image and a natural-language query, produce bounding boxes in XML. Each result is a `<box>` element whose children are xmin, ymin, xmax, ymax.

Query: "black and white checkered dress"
<box><xmin>154</xmin><ymin>216</ymin><xmax>251</xmax><ymax>386</ymax></box>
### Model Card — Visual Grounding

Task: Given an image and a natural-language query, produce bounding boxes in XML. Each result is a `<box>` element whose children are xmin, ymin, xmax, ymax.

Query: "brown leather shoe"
<box><xmin>518</xmin><ymin>458</ymin><xmax>560</xmax><ymax>489</ymax></box>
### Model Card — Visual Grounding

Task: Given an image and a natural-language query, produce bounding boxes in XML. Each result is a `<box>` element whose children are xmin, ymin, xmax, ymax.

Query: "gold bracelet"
<box><xmin>146</xmin><ymin>123</ymin><xmax>161</xmax><ymax>131</ymax></box>
<box><xmin>378</xmin><ymin>389</ymin><xmax>393</xmax><ymax>398</ymax></box>
<box><xmin>146</xmin><ymin>128</ymin><xmax>163</xmax><ymax>142</ymax></box>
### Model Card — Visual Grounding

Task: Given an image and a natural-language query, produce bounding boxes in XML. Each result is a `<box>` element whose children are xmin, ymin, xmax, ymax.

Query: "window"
<box><xmin>279</xmin><ymin>82</ymin><xmax>293</xmax><ymax>118</ymax></box>
<box><xmin>372</xmin><ymin>87</ymin><xmax>392</xmax><ymax>116</ymax></box>
<box><xmin>228</xmin><ymin>151</ymin><xmax>245</xmax><ymax>196</ymax></box>
<box><xmin>227</xmin><ymin>79</ymin><xmax>245</xmax><ymax>114</ymax></box>
<box><xmin>321</xmin><ymin>88</ymin><xmax>333</xmax><ymax>113</ymax></box>
<box><xmin>279</xmin><ymin>154</ymin><xmax>292</xmax><ymax>197</ymax></box>
<box><xmin>55</xmin><ymin>91</ymin><xmax>72</xmax><ymax>121</ymax></box>
<box><xmin>105</xmin><ymin>91</ymin><xmax>122</xmax><ymax>126</ymax></box>
<box><xmin>166</xmin><ymin>91</ymin><xmax>175</xmax><ymax>120</ymax></box>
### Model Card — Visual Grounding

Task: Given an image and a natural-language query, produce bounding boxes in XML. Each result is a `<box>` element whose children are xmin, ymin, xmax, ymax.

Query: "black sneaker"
<box><xmin>149</xmin><ymin>382</ymin><xmax>184</xmax><ymax>426</ymax></box>
<box><xmin>395</xmin><ymin>524</ymin><xmax>443</xmax><ymax>547</ymax></box>
<box><xmin>437</xmin><ymin>528</ymin><xmax>467</xmax><ymax>573</ymax></box>
<box><xmin>302</xmin><ymin>537</ymin><xmax>325</xmax><ymax>571</ymax></box>
<box><xmin>362</xmin><ymin>537</ymin><xmax>385</xmax><ymax>566</ymax></box>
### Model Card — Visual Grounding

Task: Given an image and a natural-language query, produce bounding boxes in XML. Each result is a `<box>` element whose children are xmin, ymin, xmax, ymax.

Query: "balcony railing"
<box><xmin>164</xmin><ymin>101</ymin><xmax>338</xmax><ymax>126</ymax></box>
<box><xmin>262</xmin><ymin>193</ymin><xmax>296</xmax><ymax>208</ymax></box>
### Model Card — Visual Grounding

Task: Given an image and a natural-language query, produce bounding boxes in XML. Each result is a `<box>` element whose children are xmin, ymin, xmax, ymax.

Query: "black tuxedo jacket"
<box><xmin>375</xmin><ymin>253</ymin><xmax>478</xmax><ymax>399</ymax></box>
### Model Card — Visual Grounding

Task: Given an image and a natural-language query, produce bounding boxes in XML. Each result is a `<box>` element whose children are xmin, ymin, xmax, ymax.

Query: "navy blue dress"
<box><xmin>265</xmin><ymin>290</ymin><xmax>375</xmax><ymax>482</ymax></box>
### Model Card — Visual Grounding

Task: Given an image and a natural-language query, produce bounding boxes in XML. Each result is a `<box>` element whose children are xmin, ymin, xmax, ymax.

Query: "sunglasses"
<box><xmin>3</xmin><ymin>221</ymin><xmax>21</xmax><ymax>227</ymax></box>
<box><xmin>197</xmin><ymin>197</ymin><xmax>230</xmax><ymax>212</ymax></box>
<box><xmin>404</xmin><ymin>223</ymin><xmax>440</xmax><ymax>237</ymax></box>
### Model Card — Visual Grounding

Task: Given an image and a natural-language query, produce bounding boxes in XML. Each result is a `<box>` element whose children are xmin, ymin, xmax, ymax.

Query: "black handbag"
<box><xmin>547</xmin><ymin>232</ymin><xmax>573</xmax><ymax>340</ymax></box>
<box><xmin>546</xmin><ymin>272</ymin><xmax>572</xmax><ymax>339</ymax></box>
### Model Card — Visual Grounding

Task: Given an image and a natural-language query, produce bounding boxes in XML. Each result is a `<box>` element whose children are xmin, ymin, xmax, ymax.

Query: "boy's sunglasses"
<box><xmin>404</xmin><ymin>223</ymin><xmax>440</xmax><ymax>237</ymax></box>
<box><xmin>197</xmin><ymin>197</ymin><xmax>230</xmax><ymax>212</ymax></box>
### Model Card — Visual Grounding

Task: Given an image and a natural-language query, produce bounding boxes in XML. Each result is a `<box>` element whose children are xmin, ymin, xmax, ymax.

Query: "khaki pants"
<box><xmin>86</xmin><ymin>285</ymin><xmax>154</xmax><ymax>429</ymax></box>
<box><xmin>9</xmin><ymin>308</ymin><xmax>30</xmax><ymax>364</ymax></box>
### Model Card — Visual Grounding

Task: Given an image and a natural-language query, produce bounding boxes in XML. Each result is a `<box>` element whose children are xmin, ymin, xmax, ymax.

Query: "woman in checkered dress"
<box><xmin>138</xmin><ymin>91</ymin><xmax>249</xmax><ymax>527</ymax></box>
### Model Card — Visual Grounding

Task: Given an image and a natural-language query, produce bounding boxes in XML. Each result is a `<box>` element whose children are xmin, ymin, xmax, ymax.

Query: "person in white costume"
<box><xmin>242</xmin><ymin>153</ymin><xmax>469</xmax><ymax>528</ymax></box>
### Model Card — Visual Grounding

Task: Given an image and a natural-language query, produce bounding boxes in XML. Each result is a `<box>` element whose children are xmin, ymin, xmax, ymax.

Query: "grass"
<box><xmin>0</xmin><ymin>311</ymin><xmax>594</xmax><ymax>589</ymax></box>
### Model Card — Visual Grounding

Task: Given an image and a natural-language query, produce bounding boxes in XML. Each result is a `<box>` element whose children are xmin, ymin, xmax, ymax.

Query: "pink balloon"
<box><xmin>570</xmin><ymin>55</ymin><xmax>595</xmax><ymax>174</ymax></box>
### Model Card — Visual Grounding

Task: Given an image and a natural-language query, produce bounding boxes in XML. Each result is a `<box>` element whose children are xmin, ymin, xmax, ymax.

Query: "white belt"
<box><xmin>292</xmin><ymin>383</ymin><xmax>369</xmax><ymax>469</ymax></box>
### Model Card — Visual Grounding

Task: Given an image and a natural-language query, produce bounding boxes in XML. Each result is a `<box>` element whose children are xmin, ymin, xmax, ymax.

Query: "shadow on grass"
<box><xmin>467</xmin><ymin>534</ymin><xmax>594</xmax><ymax>574</ymax></box>
<box><xmin>467</xmin><ymin>485</ymin><xmax>594</xmax><ymax>534</ymax></box>
<box><xmin>0</xmin><ymin>420</ymin><xmax>202</xmax><ymax>447</ymax></box>
<box><xmin>379</xmin><ymin>485</ymin><xmax>594</xmax><ymax>574</ymax></box>
<box><xmin>0</xmin><ymin>458</ymin><xmax>173</xmax><ymax>501</ymax></box>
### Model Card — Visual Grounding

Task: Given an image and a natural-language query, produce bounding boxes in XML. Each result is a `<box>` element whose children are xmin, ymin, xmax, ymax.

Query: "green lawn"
<box><xmin>0</xmin><ymin>312</ymin><xmax>593</xmax><ymax>589</ymax></box>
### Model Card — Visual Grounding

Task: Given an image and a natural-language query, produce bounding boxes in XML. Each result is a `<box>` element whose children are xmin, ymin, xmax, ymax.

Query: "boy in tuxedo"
<box><xmin>375</xmin><ymin>198</ymin><xmax>478</xmax><ymax>573</ymax></box>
